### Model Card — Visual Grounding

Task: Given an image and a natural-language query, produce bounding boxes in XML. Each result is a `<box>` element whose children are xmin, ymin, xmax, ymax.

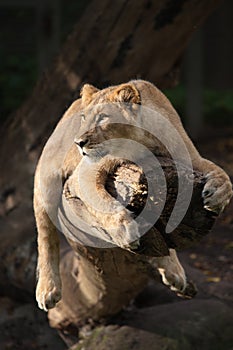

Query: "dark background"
<box><xmin>1</xmin><ymin>0</ymin><xmax>233</xmax><ymax>136</ymax></box>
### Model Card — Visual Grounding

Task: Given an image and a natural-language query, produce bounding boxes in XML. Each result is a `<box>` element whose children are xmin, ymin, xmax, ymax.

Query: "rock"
<box><xmin>71</xmin><ymin>325</ymin><xmax>178</xmax><ymax>350</ymax></box>
<box><xmin>122</xmin><ymin>299</ymin><xmax>233</xmax><ymax>350</ymax></box>
<box><xmin>69</xmin><ymin>299</ymin><xmax>233</xmax><ymax>350</ymax></box>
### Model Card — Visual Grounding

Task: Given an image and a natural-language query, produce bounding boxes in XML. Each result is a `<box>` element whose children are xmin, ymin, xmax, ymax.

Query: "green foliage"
<box><xmin>163</xmin><ymin>85</ymin><xmax>233</xmax><ymax>126</ymax></box>
<box><xmin>204</xmin><ymin>89</ymin><xmax>233</xmax><ymax>125</ymax></box>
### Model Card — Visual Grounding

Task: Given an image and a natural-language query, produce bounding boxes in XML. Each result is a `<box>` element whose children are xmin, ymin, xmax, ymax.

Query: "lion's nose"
<box><xmin>75</xmin><ymin>138</ymin><xmax>88</xmax><ymax>148</ymax></box>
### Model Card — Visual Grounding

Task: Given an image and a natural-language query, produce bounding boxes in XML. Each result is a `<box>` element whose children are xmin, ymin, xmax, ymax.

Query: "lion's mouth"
<box><xmin>81</xmin><ymin>149</ymin><xmax>87</xmax><ymax>156</ymax></box>
<box><xmin>86</xmin><ymin>146</ymin><xmax>110</xmax><ymax>159</ymax></box>
<box><xmin>76</xmin><ymin>145</ymin><xmax>87</xmax><ymax>156</ymax></box>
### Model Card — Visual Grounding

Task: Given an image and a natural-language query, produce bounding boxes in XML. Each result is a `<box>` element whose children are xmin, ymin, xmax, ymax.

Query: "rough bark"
<box><xmin>0</xmin><ymin>0</ymin><xmax>221</xmax><ymax>305</ymax></box>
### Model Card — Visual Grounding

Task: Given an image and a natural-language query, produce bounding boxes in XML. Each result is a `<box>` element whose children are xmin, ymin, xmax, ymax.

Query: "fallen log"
<box><xmin>104</xmin><ymin>157</ymin><xmax>216</xmax><ymax>253</ymax></box>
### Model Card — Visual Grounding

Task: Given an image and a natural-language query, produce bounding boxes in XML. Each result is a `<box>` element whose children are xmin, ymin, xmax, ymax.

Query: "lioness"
<box><xmin>34</xmin><ymin>80</ymin><xmax>232</xmax><ymax>311</ymax></box>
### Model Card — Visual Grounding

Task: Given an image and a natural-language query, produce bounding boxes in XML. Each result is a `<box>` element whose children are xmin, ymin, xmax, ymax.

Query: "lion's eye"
<box><xmin>96</xmin><ymin>113</ymin><xmax>109</xmax><ymax>124</ymax></box>
<box><xmin>81</xmin><ymin>113</ymin><xmax>86</xmax><ymax>121</ymax></box>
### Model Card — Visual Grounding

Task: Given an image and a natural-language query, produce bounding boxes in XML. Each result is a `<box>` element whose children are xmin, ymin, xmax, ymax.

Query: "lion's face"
<box><xmin>73</xmin><ymin>81</ymin><xmax>177</xmax><ymax>164</ymax></box>
<box><xmin>74</xmin><ymin>83</ymin><xmax>148</xmax><ymax>162</ymax></box>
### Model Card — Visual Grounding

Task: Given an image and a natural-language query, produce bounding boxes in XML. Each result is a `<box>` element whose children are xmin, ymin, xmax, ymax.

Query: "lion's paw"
<box><xmin>202</xmin><ymin>171</ymin><xmax>233</xmax><ymax>214</ymax></box>
<box><xmin>36</xmin><ymin>276</ymin><xmax>61</xmax><ymax>312</ymax></box>
<box><xmin>158</xmin><ymin>267</ymin><xmax>187</xmax><ymax>294</ymax></box>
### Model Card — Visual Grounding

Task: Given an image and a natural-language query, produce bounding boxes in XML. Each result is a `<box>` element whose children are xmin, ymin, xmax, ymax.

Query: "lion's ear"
<box><xmin>109</xmin><ymin>83</ymin><xmax>141</xmax><ymax>104</ymax></box>
<box><xmin>80</xmin><ymin>84</ymin><xmax>99</xmax><ymax>105</ymax></box>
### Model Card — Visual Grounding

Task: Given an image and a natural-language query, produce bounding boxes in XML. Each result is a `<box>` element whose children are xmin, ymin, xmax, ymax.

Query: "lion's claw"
<box><xmin>202</xmin><ymin>171</ymin><xmax>233</xmax><ymax>214</ymax></box>
<box><xmin>176</xmin><ymin>280</ymin><xmax>197</xmax><ymax>299</ymax></box>
<box><xmin>36</xmin><ymin>277</ymin><xmax>61</xmax><ymax>312</ymax></box>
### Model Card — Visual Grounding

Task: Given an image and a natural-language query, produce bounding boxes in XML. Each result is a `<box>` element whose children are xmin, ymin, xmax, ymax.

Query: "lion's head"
<box><xmin>74</xmin><ymin>80</ymin><xmax>171</xmax><ymax>163</ymax></box>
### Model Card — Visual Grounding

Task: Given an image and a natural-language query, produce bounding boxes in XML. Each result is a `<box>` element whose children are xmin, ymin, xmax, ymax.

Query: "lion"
<box><xmin>34</xmin><ymin>80</ymin><xmax>232</xmax><ymax>312</ymax></box>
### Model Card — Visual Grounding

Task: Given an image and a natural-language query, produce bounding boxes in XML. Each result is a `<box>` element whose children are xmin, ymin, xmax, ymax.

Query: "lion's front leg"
<box><xmin>34</xmin><ymin>197</ymin><xmax>61</xmax><ymax>311</ymax></box>
<box><xmin>197</xmin><ymin>158</ymin><xmax>233</xmax><ymax>214</ymax></box>
<box><xmin>154</xmin><ymin>249</ymin><xmax>196</xmax><ymax>298</ymax></box>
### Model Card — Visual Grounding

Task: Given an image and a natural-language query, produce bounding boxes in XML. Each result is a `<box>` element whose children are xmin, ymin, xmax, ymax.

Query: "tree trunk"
<box><xmin>0</xmin><ymin>0</ymin><xmax>221</xmax><ymax>305</ymax></box>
